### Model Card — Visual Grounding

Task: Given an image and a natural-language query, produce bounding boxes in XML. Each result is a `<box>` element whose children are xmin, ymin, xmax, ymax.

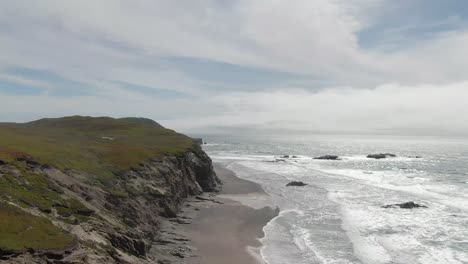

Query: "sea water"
<box><xmin>199</xmin><ymin>134</ymin><xmax>468</xmax><ymax>264</ymax></box>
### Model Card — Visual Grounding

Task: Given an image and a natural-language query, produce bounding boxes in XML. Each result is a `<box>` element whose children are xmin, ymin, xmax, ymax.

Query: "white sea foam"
<box><xmin>340</xmin><ymin>155</ymin><xmax>420</xmax><ymax>162</ymax></box>
<box><xmin>328</xmin><ymin>193</ymin><xmax>393</xmax><ymax>264</ymax></box>
<box><xmin>207</xmin><ymin>138</ymin><xmax>468</xmax><ymax>264</ymax></box>
<box><xmin>247</xmin><ymin>245</ymin><xmax>267</xmax><ymax>264</ymax></box>
<box><xmin>329</xmin><ymin>186</ymin><xmax>468</xmax><ymax>264</ymax></box>
<box><xmin>418</xmin><ymin>247</ymin><xmax>468</xmax><ymax>264</ymax></box>
<box><xmin>211</xmin><ymin>154</ymin><xmax>274</xmax><ymax>161</ymax></box>
<box><xmin>259</xmin><ymin>209</ymin><xmax>315</xmax><ymax>264</ymax></box>
<box><xmin>318</xmin><ymin>168</ymin><xmax>468</xmax><ymax>212</ymax></box>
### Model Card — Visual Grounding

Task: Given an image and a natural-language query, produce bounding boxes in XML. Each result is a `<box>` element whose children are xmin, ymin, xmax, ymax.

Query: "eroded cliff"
<box><xmin>0</xmin><ymin>117</ymin><xmax>220</xmax><ymax>263</ymax></box>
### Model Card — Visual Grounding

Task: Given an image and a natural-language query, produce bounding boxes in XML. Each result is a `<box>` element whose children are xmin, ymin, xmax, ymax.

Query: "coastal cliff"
<box><xmin>0</xmin><ymin>116</ymin><xmax>220</xmax><ymax>263</ymax></box>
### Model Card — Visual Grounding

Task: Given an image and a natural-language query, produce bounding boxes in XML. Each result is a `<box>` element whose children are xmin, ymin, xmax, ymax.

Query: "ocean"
<box><xmin>199</xmin><ymin>134</ymin><xmax>468</xmax><ymax>264</ymax></box>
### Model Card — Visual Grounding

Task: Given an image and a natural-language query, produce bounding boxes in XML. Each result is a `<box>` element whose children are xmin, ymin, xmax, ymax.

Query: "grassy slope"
<box><xmin>0</xmin><ymin>202</ymin><xmax>76</xmax><ymax>252</ymax></box>
<box><xmin>0</xmin><ymin>116</ymin><xmax>196</xmax><ymax>254</ymax></box>
<box><xmin>0</xmin><ymin>116</ymin><xmax>195</xmax><ymax>186</ymax></box>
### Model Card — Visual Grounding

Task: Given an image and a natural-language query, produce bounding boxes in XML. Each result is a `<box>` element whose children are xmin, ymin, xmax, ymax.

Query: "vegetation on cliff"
<box><xmin>0</xmin><ymin>116</ymin><xmax>217</xmax><ymax>262</ymax></box>
<box><xmin>0</xmin><ymin>202</ymin><xmax>76</xmax><ymax>253</ymax></box>
<box><xmin>0</xmin><ymin>116</ymin><xmax>195</xmax><ymax>186</ymax></box>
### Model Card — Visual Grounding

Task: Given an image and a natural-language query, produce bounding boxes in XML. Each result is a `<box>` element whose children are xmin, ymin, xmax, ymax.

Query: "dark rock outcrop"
<box><xmin>314</xmin><ymin>155</ymin><xmax>341</xmax><ymax>160</ymax></box>
<box><xmin>109</xmin><ymin>233</ymin><xmax>148</xmax><ymax>257</ymax></box>
<box><xmin>265</xmin><ymin>158</ymin><xmax>287</xmax><ymax>163</ymax></box>
<box><xmin>367</xmin><ymin>153</ymin><xmax>397</xmax><ymax>159</ymax></box>
<box><xmin>279</xmin><ymin>155</ymin><xmax>299</xmax><ymax>159</ymax></box>
<box><xmin>382</xmin><ymin>201</ymin><xmax>427</xmax><ymax>209</ymax></box>
<box><xmin>286</xmin><ymin>181</ymin><xmax>308</xmax><ymax>187</ymax></box>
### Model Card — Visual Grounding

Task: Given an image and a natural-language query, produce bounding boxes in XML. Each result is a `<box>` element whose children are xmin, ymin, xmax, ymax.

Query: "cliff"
<box><xmin>0</xmin><ymin>116</ymin><xmax>221</xmax><ymax>263</ymax></box>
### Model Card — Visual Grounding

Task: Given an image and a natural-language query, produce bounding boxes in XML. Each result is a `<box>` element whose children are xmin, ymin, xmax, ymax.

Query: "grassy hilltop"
<box><xmin>0</xmin><ymin>116</ymin><xmax>197</xmax><ymax>255</ymax></box>
<box><xmin>0</xmin><ymin>116</ymin><xmax>195</xmax><ymax>186</ymax></box>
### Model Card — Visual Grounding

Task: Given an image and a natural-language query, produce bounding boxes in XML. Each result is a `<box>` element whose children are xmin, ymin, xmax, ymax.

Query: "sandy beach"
<box><xmin>185</xmin><ymin>164</ymin><xmax>278</xmax><ymax>264</ymax></box>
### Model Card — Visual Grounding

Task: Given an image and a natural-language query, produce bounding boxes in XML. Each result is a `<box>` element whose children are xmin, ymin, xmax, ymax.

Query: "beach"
<box><xmin>184</xmin><ymin>165</ymin><xmax>278</xmax><ymax>264</ymax></box>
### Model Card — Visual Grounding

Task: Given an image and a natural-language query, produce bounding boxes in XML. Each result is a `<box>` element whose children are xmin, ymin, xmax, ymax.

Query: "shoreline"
<box><xmin>184</xmin><ymin>164</ymin><xmax>278</xmax><ymax>264</ymax></box>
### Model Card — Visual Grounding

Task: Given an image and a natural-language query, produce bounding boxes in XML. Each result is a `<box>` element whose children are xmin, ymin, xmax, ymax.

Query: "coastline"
<box><xmin>184</xmin><ymin>164</ymin><xmax>278</xmax><ymax>264</ymax></box>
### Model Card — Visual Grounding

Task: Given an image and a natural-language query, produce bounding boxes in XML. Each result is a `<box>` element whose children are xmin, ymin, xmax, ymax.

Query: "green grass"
<box><xmin>0</xmin><ymin>202</ymin><xmax>76</xmax><ymax>252</ymax></box>
<box><xmin>0</xmin><ymin>172</ymin><xmax>61</xmax><ymax>213</ymax></box>
<box><xmin>0</xmin><ymin>170</ymin><xmax>92</xmax><ymax>222</ymax></box>
<box><xmin>0</xmin><ymin>116</ymin><xmax>196</xmax><ymax>186</ymax></box>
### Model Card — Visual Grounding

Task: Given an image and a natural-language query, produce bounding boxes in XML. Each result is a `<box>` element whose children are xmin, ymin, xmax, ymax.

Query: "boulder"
<box><xmin>314</xmin><ymin>155</ymin><xmax>341</xmax><ymax>160</ymax></box>
<box><xmin>382</xmin><ymin>201</ymin><xmax>427</xmax><ymax>209</ymax></box>
<box><xmin>367</xmin><ymin>153</ymin><xmax>397</xmax><ymax>159</ymax></box>
<box><xmin>286</xmin><ymin>181</ymin><xmax>308</xmax><ymax>187</ymax></box>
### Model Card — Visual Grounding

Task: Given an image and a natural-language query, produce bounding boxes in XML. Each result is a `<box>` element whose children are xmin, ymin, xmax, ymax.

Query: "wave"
<box><xmin>211</xmin><ymin>152</ymin><xmax>468</xmax><ymax>264</ymax></box>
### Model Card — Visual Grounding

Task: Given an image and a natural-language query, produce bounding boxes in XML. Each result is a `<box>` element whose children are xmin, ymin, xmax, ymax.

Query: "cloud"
<box><xmin>0</xmin><ymin>1</ymin><xmax>467</xmax><ymax>135</ymax></box>
<box><xmin>164</xmin><ymin>82</ymin><xmax>468</xmax><ymax>135</ymax></box>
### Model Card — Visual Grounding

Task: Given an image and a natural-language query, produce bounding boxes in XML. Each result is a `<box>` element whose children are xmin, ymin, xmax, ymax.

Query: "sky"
<box><xmin>0</xmin><ymin>0</ymin><xmax>468</xmax><ymax>135</ymax></box>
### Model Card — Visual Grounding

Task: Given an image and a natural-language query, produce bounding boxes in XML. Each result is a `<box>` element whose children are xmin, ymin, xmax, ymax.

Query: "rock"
<box><xmin>382</xmin><ymin>201</ymin><xmax>427</xmax><ymax>209</ymax></box>
<box><xmin>367</xmin><ymin>153</ymin><xmax>397</xmax><ymax>159</ymax></box>
<box><xmin>314</xmin><ymin>155</ymin><xmax>341</xmax><ymax>160</ymax></box>
<box><xmin>193</xmin><ymin>138</ymin><xmax>203</xmax><ymax>145</ymax></box>
<box><xmin>195</xmin><ymin>196</ymin><xmax>212</xmax><ymax>201</ymax></box>
<box><xmin>286</xmin><ymin>181</ymin><xmax>308</xmax><ymax>187</ymax></box>
<box><xmin>109</xmin><ymin>234</ymin><xmax>148</xmax><ymax>257</ymax></box>
<box><xmin>76</xmin><ymin>208</ymin><xmax>95</xmax><ymax>216</ymax></box>
<box><xmin>265</xmin><ymin>158</ymin><xmax>288</xmax><ymax>163</ymax></box>
<box><xmin>171</xmin><ymin>252</ymin><xmax>185</xmax><ymax>258</ymax></box>
<box><xmin>187</xmin><ymin>150</ymin><xmax>222</xmax><ymax>192</ymax></box>
<box><xmin>280</xmin><ymin>155</ymin><xmax>290</xmax><ymax>158</ymax></box>
<box><xmin>15</xmin><ymin>155</ymin><xmax>41</xmax><ymax>166</ymax></box>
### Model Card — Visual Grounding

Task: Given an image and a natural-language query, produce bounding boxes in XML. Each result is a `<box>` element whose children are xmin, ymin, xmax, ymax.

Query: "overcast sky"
<box><xmin>1</xmin><ymin>1</ymin><xmax>467</xmax><ymax>135</ymax></box>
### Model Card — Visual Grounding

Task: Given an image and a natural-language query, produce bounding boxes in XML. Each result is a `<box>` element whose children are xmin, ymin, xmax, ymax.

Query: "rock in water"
<box><xmin>382</xmin><ymin>201</ymin><xmax>427</xmax><ymax>209</ymax></box>
<box><xmin>286</xmin><ymin>181</ymin><xmax>308</xmax><ymax>187</ymax></box>
<box><xmin>367</xmin><ymin>153</ymin><xmax>397</xmax><ymax>159</ymax></box>
<box><xmin>314</xmin><ymin>155</ymin><xmax>341</xmax><ymax>160</ymax></box>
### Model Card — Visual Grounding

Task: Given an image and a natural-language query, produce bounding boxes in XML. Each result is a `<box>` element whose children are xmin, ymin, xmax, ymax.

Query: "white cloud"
<box><xmin>0</xmin><ymin>1</ymin><xmax>467</xmax><ymax>134</ymax></box>
<box><xmin>164</xmin><ymin>81</ymin><xmax>468</xmax><ymax>135</ymax></box>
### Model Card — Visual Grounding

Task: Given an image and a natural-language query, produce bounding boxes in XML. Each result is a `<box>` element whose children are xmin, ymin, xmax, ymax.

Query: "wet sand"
<box><xmin>185</xmin><ymin>164</ymin><xmax>278</xmax><ymax>264</ymax></box>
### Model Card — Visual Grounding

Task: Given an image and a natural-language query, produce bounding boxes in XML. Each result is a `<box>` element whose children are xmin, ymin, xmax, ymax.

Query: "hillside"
<box><xmin>0</xmin><ymin>116</ymin><xmax>220</xmax><ymax>263</ymax></box>
<box><xmin>0</xmin><ymin>116</ymin><xmax>195</xmax><ymax>187</ymax></box>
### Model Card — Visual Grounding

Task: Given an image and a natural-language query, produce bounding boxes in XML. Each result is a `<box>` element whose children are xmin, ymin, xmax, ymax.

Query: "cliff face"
<box><xmin>1</xmin><ymin>147</ymin><xmax>220</xmax><ymax>264</ymax></box>
<box><xmin>0</xmin><ymin>117</ymin><xmax>221</xmax><ymax>264</ymax></box>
